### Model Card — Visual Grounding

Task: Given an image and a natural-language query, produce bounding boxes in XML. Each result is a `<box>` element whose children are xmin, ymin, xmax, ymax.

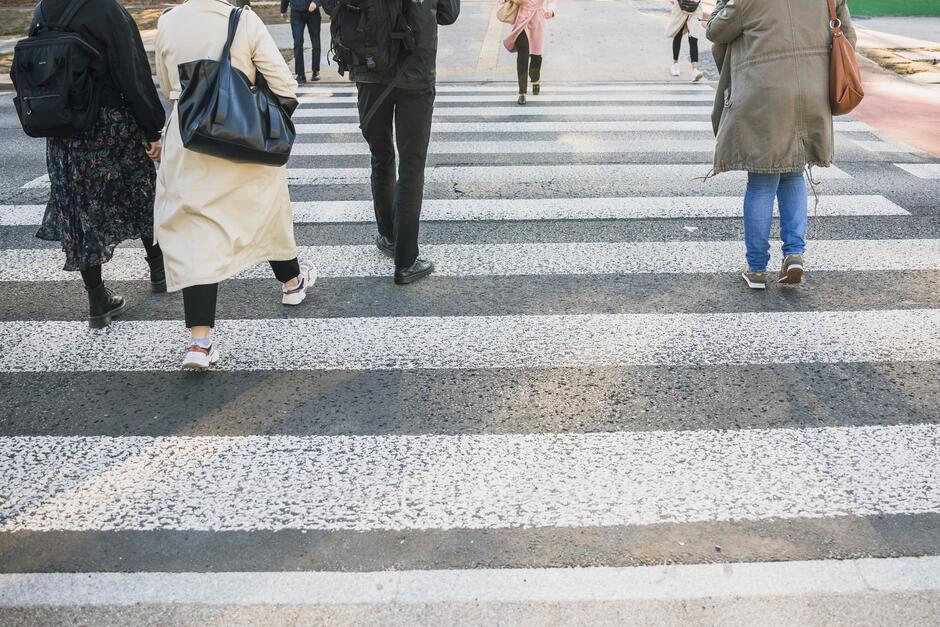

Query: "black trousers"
<box><xmin>515</xmin><ymin>30</ymin><xmax>542</xmax><ymax>95</ymax></box>
<box><xmin>290</xmin><ymin>8</ymin><xmax>321</xmax><ymax>77</ymax></box>
<box><xmin>672</xmin><ymin>31</ymin><xmax>699</xmax><ymax>64</ymax></box>
<box><xmin>182</xmin><ymin>259</ymin><xmax>300</xmax><ymax>328</ymax></box>
<box><xmin>357</xmin><ymin>83</ymin><xmax>435</xmax><ymax>268</ymax></box>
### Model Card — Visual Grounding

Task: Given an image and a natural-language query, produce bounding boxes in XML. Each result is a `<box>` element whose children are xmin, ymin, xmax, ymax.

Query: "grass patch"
<box><xmin>848</xmin><ymin>0</ymin><xmax>940</xmax><ymax>17</ymax></box>
<box><xmin>0</xmin><ymin>8</ymin><xmax>34</xmax><ymax>37</ymax></box>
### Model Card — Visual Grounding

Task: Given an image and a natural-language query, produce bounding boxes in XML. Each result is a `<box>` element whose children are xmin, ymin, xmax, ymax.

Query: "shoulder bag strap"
<box><xmin>826</xmin><ymin>0</ymin><xmax>842</xmax><ymax>35</ymax></box>
<box><xmin>35</xmin><ymin>0</ymin><xmax>92</xmax><ymax>33</ymax></box>
<box><xmin>215</xmin><ymin>8</ymin><xmax>243</xmax><ymax>126</ymax></box>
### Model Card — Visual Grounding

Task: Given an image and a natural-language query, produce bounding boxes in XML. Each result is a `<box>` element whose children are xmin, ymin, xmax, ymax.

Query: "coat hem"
<box><xmin>713</xmin><ymin>160</ymin><xmax>833</xmax><ymax>175</ymax></box>
<box><xmin>164</xmin><ymin>250</ymin><xmax>299</xmax><ymax>293</ymax></box>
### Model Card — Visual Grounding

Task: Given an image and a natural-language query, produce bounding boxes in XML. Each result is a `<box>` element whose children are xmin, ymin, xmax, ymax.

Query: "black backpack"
<box><xmin>678</xmin><ymin>0</ymin><xmax>701</xmax><ymax>12</ymax></box>
<box><xmin>11</xmin><ymin>0</ymin><xmax>101</xmax><ymax>138</ymax></box>
<box><xmin>328</xmin><ymin>0</ymin><xmax>414</xmax><ymax>79</ymax></box>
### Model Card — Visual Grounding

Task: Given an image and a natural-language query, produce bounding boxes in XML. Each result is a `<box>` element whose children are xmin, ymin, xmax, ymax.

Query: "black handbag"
<box><xmin>177</xmin><ymin>8</ymin><xmax>298</xmax><ymax>166</ymax></box>
<box><xmin>678</xmin><ymin>0</ymin><xmax>701</xmax><ymax>12</ymax></box>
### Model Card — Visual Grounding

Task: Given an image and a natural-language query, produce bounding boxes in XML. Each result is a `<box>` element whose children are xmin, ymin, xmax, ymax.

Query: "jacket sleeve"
<box><xmin>280</xmin><ymin>0</ymin><xmax>289</xmax><ymax>13</ymax></box>
<box><xmin>437</xmin><ymin>0</ymin><xmax>460</xmax><ymax>26</ymax></box>
<box><xmin>102</xmin><ymin>5</ymin><xmax>168</xmax><ymax>142</ymax></box>
<box><xmin>838</xmin><ymin>0</ymin><xmax>857</xmax><ymax>47</ymax></box>
<box><xmin>154</xmin><ymin>15</ymin><xmax>172</xmax><ymax>102</ymax></box>
<box><xmin>247</xmin><ymin>10</ymin><xmax>299</xmax><ymax>100</ymax></box>
<box><xmin>707</xmin><ymin>0</ymin><xmax>743</xmax><ymax>45</ymax></box>
<box><xmin>320</xmin><ymin>0</ymin><xmax>338</xmax><ymax>16</ymax></box>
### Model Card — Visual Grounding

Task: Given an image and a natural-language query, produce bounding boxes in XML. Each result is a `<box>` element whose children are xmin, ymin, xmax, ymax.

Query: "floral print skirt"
<box><xmin>36</xmin><ymin>107</ymin><xmax>157</xmax><ymax>271</ymax></box>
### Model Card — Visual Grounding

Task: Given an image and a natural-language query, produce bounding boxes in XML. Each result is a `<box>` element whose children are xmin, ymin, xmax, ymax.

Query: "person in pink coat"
<box><xmin>502</xmin><ymin>0</ymin><xmax>556</xmax><ymax>104</ymax></box>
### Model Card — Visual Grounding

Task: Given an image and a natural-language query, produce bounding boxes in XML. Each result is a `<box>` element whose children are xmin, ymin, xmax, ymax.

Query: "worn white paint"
<box><xmin>1</xmin><ymin>239</ymin><xmax>936</xmax><ymax>281</ymax></box>
<box><xmin>896</xmin><ymin>163</ymin><xmax>940</xmax><ymax>179</ymax></box>
<box><xmin>0</xmin><ymin>425</ymin><xmax>938</xmax><ymax>530</ymax></box>
<box><xmin>291</xmin><ymin>139</ymin><xmax>720</xmax><ymax>156</ymax></box>
<box><xmin>300</xmin><ymin>94</ymin><xmax>715</xmax><ymax>105</ymax></box>
<box><xmin>0</xmin><ymin>309</ymin><xmax>937</xmax><ymax>372</ymax></box>
<box><xmin>295</xmin><ymin>120</ymin><xmax>876</xmax><ymax>134</ymax></box>
<box><xmin>293</xmin><ymin>105</ymin><xmax>716</xmax><ymax>119</ymax></box>
<box><xmin>295</xmin><ymin>83</ymin><xmax>717</xmax><ymax>95</ymax></box>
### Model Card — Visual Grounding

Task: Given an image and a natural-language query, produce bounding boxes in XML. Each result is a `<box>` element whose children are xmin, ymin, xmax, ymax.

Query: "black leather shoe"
<box><xmin>146</xmin><ymin>254</ymin><xmax>167</xmax><ymax>293</ymax></box>
<box><xmin>375</xmin><ymin>234</ymin><xmax>395</xmax><ymax>258</ymax></box>
<box><xmin>517</xmin><ymin>94</ymin><xmax>526</xmax><ymax>106</ymax></box>
<box><xmin>86</xmin><ymin>283</ymin><xmax>127</xmax><ymax>329</ymax></box>
<box><xmin>532</xmin><ymin>83</ymin><xmax>540</xmax><ymax>96</ymax></box>
<box><xmin>394</xmin><ymin>259</ymin><xmax>434</xmax><ymax>285</ymax></box>
<box><xmin>311</xmin><ymin>72</ymin><xmax>321</xmax><ymax>82</ymax></box>
<box><xmin>296</xmin><ymin>75</ymin><xmax>307</xmax><ymax>84</ymax></box>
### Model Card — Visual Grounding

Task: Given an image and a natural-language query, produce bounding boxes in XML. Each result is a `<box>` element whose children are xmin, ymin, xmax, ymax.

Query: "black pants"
<box><xmin>80</xmin><ymin>238</ymin><xmax>161</xmax><ymax>289</ymax></box>
<box><xmin>357</xmin><ymin>83</ymin><xmax>435</xmax><ymax>268</ymax></box>
<box><xmin>515</xmin><ymin>30</ymin><xmax>542</xmax><ymax>95</ymax></box>
<box><xmin>182</xmin><ymin>259</ymin><xmax>300</xmax><ymax>328</ymax></box>
<box><xmin>672</xmin><ymin>31</ymin><xmax>699</xmax><ymax>64</ymax></box>
<box><xmin>290</xmin><ymin>8</ymin><xmax>321</xmax><ymax>77</ymax></box>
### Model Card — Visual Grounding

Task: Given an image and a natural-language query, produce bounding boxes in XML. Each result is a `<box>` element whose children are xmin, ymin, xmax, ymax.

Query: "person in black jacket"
<box><xmin>323</xmin><ymin>0</ymin><xmax>460</xmax><ymax>284</ymax></box>
<box><xmin>281</xmin><ymin>0</ymin><xmax>321</xmax><ymax>82</ymax></box>
<box><xmin>33</xmin><ymin>0</ymin><xmax>167</xmax><ymax>328</ymax></box>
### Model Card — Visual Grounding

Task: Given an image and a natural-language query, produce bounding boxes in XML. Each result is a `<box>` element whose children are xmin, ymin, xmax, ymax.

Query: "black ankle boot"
<box><xmin>146</xmin><ymin>254</ymin><xmax>167</xmax><ymax>293</ymax></box>
<box><xmin>86</xmin><ymin>283</ymin><xmax>127</xmax><ymax>329</ymax></box>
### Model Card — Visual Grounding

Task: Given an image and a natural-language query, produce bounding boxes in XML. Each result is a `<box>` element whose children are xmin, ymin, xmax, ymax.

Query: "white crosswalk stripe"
<box><xmin>0</xmin><ymin>195</ymin><xmax>909</xmax><ymax>226</ymax></box>
<box><xmin>2</xmin><ymin>79</ymin><xmax>939</xmax><ymax>612</ymax></box>
<box><xmin>1</xmin><ymin>424</ymin><xmax>937</xmax><ymax>530</ymax></box>
<box><xmin>1</xmin><ymin>240</ymin><xmax>937</xmax><ymax>281</ymax></box>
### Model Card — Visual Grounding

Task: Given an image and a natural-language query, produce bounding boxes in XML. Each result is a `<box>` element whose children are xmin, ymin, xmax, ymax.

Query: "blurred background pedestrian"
<box><xmin>502</xmin><ymin>0</ymin><xmax>556</xmax><ymax>105</ymax></box>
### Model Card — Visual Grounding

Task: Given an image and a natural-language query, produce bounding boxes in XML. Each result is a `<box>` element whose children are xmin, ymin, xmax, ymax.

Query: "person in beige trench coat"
<box><xmin>706</xmin><ymin>0</ymin><xmax>856</xmax><ymax>290</ymax></box>
<box><xmin>665</xmin><ymin>0</ymin><xmax>706</xmax><ymax>81</ymax></box>
<box><xmin>155</xmin><ymin>0</ymin><xmax>317</xmax><ymax>369</ymax></box>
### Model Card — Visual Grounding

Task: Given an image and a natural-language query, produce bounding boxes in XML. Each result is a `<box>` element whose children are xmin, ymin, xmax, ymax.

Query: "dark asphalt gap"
<box><xmin>1</xmin><ymin>514</ymin><xmax>938</xmax><ymax>573</ymax></box>
<box><xmin>1</xmin><ymin>361</ymin><xmax>937</xmax><ymax>437</ymax></box>
<box><xmin>2</xmin><ymin>271</ymin><xmax>939</xmax><ymax>322</ymax></box>
<box><xmin>3</xmin><ymin>217</ymin><xmax>939</xmax><ymax>251</ymax></box>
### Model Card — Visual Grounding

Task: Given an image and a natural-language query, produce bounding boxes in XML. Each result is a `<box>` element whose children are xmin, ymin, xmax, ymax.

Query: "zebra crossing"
<box><xmin>1</xmin><ymin>80</ymin><xmax>940</xmax><ymax>618</ymax></box>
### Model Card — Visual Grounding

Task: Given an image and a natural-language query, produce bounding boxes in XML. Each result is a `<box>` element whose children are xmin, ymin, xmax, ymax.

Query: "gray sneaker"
<box><xmin>742</xmin><ymin>267</ymin><xmax>768</xmax><ymax>290</ymax></box>
<box><xmin>778</xmin><ymin>254</ymin><xmax>805</xmax><ymax>284</ymax></box>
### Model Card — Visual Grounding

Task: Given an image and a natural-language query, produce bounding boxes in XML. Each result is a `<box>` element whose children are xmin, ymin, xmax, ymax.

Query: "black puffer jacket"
<box><xmin>322</xmin><ymin>0</ymin><xmax>460</xmax><ymax>89</ymax></box>
<box><xmin>37</xmin><ymin>0</ymin><xmax>166</xmax><ymax>141</ymax></box>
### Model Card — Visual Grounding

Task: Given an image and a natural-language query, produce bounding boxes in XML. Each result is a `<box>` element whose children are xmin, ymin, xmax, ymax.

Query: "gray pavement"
<box><xmin>1</xmin><ymin>0</ymin><xmax>940</xmax><ymax>624</ymax></box>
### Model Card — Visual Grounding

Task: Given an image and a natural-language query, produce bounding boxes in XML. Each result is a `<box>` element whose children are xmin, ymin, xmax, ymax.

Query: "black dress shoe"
<box><xmin>532</xmin><ymin>83</ymin><xmax>540</xmax><ymax>95</ymax></box>
<box><xmin>517</xmin><ymin>94</ymin><xmax>526</xmax><ymax>106</ymax></box>
<box><xmin>375</xmin><ymin>234</ymin><xmax>395</xmax><ymax>258</ymax></box>
<box><xmin>311</xmin><ymin>72</ymin><xmax>321</xmax><ymax>82</ymax></box>
<box><xmin>86</xmin><ymin>283</ymin><xmax>127</xmax><ymax>329</ymax></box>
<box><xmin>296</xmin><ymin>75</ymin><xmax>307</xmax><ymax>84</ymax></box>
<box><xmin>394</xmin><ymin>259</ymin><xmax>434</xmax><ymax>285</ymax></box>
<box><xmin>146</xmin><ymin>254</ymin><xmax>167</xmax><ymax>294</ymax></box>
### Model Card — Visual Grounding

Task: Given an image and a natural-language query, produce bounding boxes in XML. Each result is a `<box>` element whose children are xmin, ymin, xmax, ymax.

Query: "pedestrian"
<box><xmin>323</xmin><ymin>0</ymin><xmax>460</xmax><ymax>285</ymax></box>
<box><xmin>502</xmin><ymin>0</ymin><xmax>556</xmax><ymax>105</ymax></box>
<box><xmin>665</xmin><ymin>0</ymin><xmax>704</xmax><ymax>82</ymax></box>
<box><xmin>31</xmin><ymin>0</ymin><xmax>167</xmax><ymax>329</ymax></box>
<box><xmin>706</xmin><ymin>0</ymin><xmax>857</xmax><ymax>290</ymax></box>
<box><xmin>281</xmin><ymin>0</ymin><xmax>321</xmax><ymax>83</ymax></box>
<box><xmin>155</xmin><ymin>0</ymin><xmax>316</xmax><ymax>370</ymax></box>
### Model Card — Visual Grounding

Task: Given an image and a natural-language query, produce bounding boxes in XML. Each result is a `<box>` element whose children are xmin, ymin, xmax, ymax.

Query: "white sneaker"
<box><xmin>282</xmin><ymin>261</ymin><xmax>317</xmax><ymax>306</ymax></box>
<box><xmin>691</xmin><ymin>69</ymin><xmax>704</xmax><ymax>82</ymax></box>
<box><xmin>182</xmin><ymin>341</ymin><xmax>220</xmax><ymax>370</ymax></box>
<box><xmin>670</xmin><ymin>63</ymin><xmax>681</xmax><ymax>77</ymax></box>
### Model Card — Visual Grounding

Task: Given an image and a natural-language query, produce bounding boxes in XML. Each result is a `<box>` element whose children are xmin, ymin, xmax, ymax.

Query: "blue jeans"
<box><xmin>743</xmin><ymin>171</ymin><xmax>808</xmax><ymax>273</ymax></box>
<box><xmin>290</xmin><ymin>8</ymin><xmax>321</xmax><ymax>77</ymax></box>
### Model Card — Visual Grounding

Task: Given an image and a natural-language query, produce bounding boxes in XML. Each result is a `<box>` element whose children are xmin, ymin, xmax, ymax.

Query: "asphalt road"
<box><xmin>1</xmin><ymin>1</ymin><xmax>940</xmax><ymax>624</ymax></box>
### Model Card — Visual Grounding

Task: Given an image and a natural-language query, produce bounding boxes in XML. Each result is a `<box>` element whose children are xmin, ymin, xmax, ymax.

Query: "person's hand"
<box><xmin>281</xmin><ymin>11</ymin><xmax>288</xmax><ymax>20</ymax></box>
<box><xmin>309</xmin><ymin>2</ymin><xmax>317</xmax><ymax>11</ymax></box>
<box><xmin>544</xmin><ymin>10</ymin><xmax>554</xmax><ymax>18</ymax></box>
<box><xmin>145</xmin><ymin>139</ymin><xmax>162</xmax><ymax>161</ymax></box>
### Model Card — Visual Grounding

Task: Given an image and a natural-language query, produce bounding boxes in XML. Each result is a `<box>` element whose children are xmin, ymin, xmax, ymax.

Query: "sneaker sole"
<box><xmin>282</xmin><ymin>268</ymin><xmax>318</xmax><ymax>306</ymax></box>
<box><xmin>741</xmin><ymin>273</ymin><xmax>767</xmax><ymax>290</ymax></box>
<box><xmin>778</xmin><ymin>265</ymin><xmax>805</xmax><ymax>285</ymax></box>
<box><xmin>182</xmin><ymin>351</ymin><xmax>220</xmax><ymax>371</ymax></box>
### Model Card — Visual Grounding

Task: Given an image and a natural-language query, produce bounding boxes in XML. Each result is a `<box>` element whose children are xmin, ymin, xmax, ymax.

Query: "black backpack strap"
<box><xmin>358</xmin><ymin>56</ymin><xmax>412</xmax><ymax>132</ymax></box>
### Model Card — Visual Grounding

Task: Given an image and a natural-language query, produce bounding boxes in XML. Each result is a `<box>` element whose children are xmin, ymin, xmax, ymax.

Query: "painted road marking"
<box><xmin>293</xmin><ymin>105</ymin><xmax>716</xmax><ymax>119</ymax></box>
<box><xmin>284</xmin><ymin>164</ymin><xmax>853</xmax><ymax>186</ymax></box>
<box><xmin>0</xmin><ymin>196</ymin><xmax>907</xmax><ymax>227</ymax></box>
<box><xmin>0</xmin><ymin>425</ymin><xmax>937</xmax><ymax>529</ymax></box>
<box><xmin>895</xmin><ymin>163</ymin><xmax>940</xmax><ymax>179</ymax></box>
<box><xmin>296</xmin><ymin>83</ymin><xmax>717</xmax><ymax>95</ymax></box>
<box><xmin>291</xmin><ymin>139</ymin><xmax>720</xmax><ymax>156</ymax></box>
<box><xmin>0</xmin><ymin>309</ymin><xmax>937</xmax><ymax>372</ymax></box>
<box><xmin>299</xmin><ymin>94</ymin><xmax>716</xmax><ymax>105</ymax></box>
<box><xmin>295</xmin><ymin>120</ymin><xmax>876</xmax><ymax>134</ymax></box>
<box><xmin>1</xmin><ymin>240</ymin><xmax>936</xmax><ymax>281</ymax></box>
<box><xmin>1</xmin><ymin>556</ymin><xmax>938</xmax><ymax>605</ymax></box>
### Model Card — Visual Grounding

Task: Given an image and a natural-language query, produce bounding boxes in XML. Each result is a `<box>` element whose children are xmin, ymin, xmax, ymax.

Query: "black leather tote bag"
<box><xmin>177</xmin><ymin>8</ymin><xmax>297</xmax><ymax>166</ymax></box>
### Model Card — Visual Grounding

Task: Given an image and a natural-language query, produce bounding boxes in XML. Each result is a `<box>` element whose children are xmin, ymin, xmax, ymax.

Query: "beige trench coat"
<box><xmin>706</xmin><ymin>0</ymin><xmax>856</xmax><ymax>174</ymax></box>
<box><xmin>155</xmin><ymin>0</ymin><xmax>299</xmax><ymax>292</ymax></box>
<box><xmin>664</xmin><ymin>1</ymin><xmax>705</xmax><ymax>40</ymax></box>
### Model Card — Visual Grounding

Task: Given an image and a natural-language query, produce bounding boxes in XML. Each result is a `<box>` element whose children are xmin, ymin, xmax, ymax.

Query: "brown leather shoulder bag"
<box><xmin>827</xmin><ymin>0</ymin><xmax>864</xmax><ymax>115</ymax></box>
